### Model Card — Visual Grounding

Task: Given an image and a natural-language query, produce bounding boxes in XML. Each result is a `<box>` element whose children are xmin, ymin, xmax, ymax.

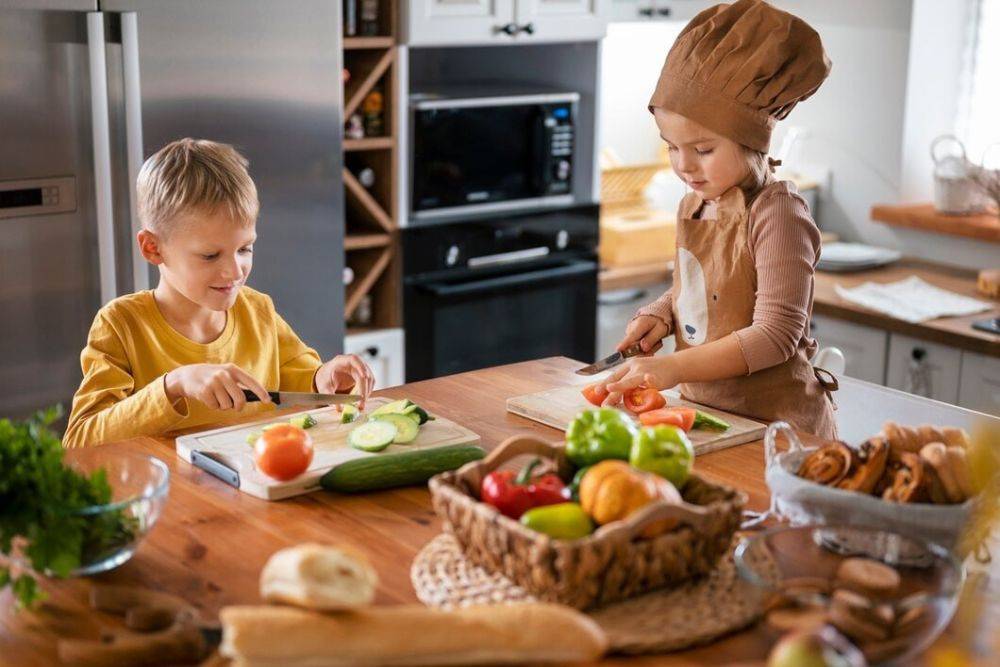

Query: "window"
<box><xmin>957</xmin><ymin>0</ymin><xmax>1000</xmax><ymax>162</ymax></box>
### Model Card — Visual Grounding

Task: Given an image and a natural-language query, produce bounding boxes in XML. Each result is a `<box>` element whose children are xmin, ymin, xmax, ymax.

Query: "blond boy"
<box><xmin>64</xmin><ymin>139</ymin><xmax>373</xmax><ymax>448</ymax></box>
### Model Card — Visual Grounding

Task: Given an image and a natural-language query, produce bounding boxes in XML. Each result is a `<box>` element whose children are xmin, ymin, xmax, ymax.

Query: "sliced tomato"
<box><xmin>253</xmin><ymin>424</ymin><xmax>314</xmax><ymax>481</ymax></box>
<box><xmin>622</xmin><ymin>385</ymin><xmax>666</xmax><ymax>413</ymax></box>
<box><xmin>581</xmin><ymin>383</ymin><xmax>610</xmax><ymax>406</ymax></box>
<box><xmin>639</xmin><ymin>407</ymin><xmax>696</xmax><ymax>432</ymax></box>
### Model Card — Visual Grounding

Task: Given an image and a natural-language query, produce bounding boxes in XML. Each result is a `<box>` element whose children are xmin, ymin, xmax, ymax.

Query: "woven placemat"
<box><xmin>411</xmin><ymin>533</ymin><xmax>765</xmax><ymax>655</ymax></box>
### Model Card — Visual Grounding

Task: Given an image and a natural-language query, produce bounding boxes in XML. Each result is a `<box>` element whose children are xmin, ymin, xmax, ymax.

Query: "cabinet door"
<box><xmin>886</xmin><ymin>334</ymin><xmax>962</xmax><ymax>405</ymax></box>
<box><xmin>515</xmin><ymin>0</ymin><xmax>609</xmax><ymax>42</ymax></box>
<box><xmin>404</xmin><ymin>0</ymin><xmax>516</xmax><ymax>46</ymax></box>
<box><xmin>958</xmin><ymin>352</ymin><xmax>1000</xmax><ymax>416</ymax></box>
<box><xmin>810</xmin><ymin>314</ymin><xmax>887</xmax><ymax>385</ymax></box>
<box><xmin>344</xmin><ymin>328</ymin><xmax>405</xmax><ymax>390</ymax></box>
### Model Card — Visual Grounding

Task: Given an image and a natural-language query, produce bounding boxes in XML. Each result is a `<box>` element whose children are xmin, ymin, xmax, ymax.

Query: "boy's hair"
<box><xmin>136</xmin><ymin>138</ymin><xmax>258</xmax><ymax>235</ymax></box>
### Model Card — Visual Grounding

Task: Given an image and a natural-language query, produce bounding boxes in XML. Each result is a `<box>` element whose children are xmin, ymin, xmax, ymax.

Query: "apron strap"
<box><xmin>813</xmin><ymin>366</ymin><xmax>839</xmax><ymax>410</ymax></box>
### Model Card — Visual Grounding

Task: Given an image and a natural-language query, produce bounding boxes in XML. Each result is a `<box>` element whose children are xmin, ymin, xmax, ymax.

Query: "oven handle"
<box><xmin>417</xmin><ymin>260</ymin><xmax>596</xmax><ymax>298</ymax></box>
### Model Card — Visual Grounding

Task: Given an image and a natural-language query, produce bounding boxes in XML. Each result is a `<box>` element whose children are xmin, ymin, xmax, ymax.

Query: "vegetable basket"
<box><xmin>428</xmin><ymin>435</ymin><xmax>745</xmax><ymax>610</ymax></box>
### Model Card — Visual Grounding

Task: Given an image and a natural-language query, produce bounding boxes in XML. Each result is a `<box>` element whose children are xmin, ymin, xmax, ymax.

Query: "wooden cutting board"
<box><xmin>506</xmin><ymin>385</ymin><xmax>765</xmax><ymax>456</ymax></box>
<box><xmin>176</xmin><ymin>397</ymin><xmax>480</xmax><ymax>501</ymax></box>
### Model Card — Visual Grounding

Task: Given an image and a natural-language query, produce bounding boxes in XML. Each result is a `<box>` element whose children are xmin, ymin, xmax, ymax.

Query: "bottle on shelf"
<box><xmin>359</xmin><ymin>0</ymin><xmax>379</xmax><ymax>36</ymax></box>
<box><xmin>346</xmin><ymin>113</ymin><xmax>365</xmax><ymax>140</ymax></box>
<box><xmin>362</xmin><ymin>88</ymin><xmax>384</xmax><ymax>137</ymax></box>
<box><xmin>344</xmin><ymin>0</ymin><xmax>357</xmax><ymax>37</ymax></box>
<box><xmin>357</xmin><ymin>167</ymin><xmax>376</xmax><ymax>189</ymax></box>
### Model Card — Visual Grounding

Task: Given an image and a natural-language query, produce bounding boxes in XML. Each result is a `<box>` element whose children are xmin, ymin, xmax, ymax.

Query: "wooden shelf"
<box><xmin>871</xmin><ymin>203</ymin><xmax>1000</xmax><ymax>243</ymax></box>
<box><xmin>344</xmin><ymin>48</ymin><xmax>394</xmax><ymax>119</ymax></box>
<box><xmin>345</xmin><ymin>247</ymin><xmax>392</xmax><ymax>320</ymax></box>
<box><xmin>344</xmin><ymin>36</ymin><xmax>394</xmax><ymax>50</ymax></box>
<box><xmin>345</xmin><ymin>233</ymin><xmax>391</xmax><ymax>251</ymax></box>
<box><xmin>344</xmin><ymin>167</ymin><xmax>393</xmax><ymax>233</ymax></box>
<box><xmin>344</xmin><ymin>136</ymin><xmax>393</xmax><ymax>151</ymax></box>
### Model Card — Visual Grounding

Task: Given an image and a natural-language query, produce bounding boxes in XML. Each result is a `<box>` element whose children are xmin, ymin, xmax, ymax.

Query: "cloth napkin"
<box><xmin>834</xmin><ymin>276</ymin><xmax>993</xmax><ymax>323</ymax></box>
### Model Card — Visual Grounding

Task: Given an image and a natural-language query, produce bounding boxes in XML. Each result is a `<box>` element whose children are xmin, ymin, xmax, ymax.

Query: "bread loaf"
<box><xmin>260</xmin><ymin>543</ymin><xmax>377</xmax><ymax>611</ymax></box>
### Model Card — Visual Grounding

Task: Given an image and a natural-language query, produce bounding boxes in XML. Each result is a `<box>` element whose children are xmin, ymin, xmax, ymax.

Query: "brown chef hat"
<box><xmin>648</xmin><ymin>0</ymin><xmax>831</xmax><ymax>153</ymax></box>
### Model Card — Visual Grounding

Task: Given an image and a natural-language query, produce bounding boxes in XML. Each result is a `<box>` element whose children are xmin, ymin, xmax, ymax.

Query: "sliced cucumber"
<box><xmin>245</xmin><ymin>430</ymin><xmax>261</xmax><ymax>445</ymax></box>
<box><xmin>340</xmin><ymin>404</ymin><xmax>360</xmax><ymax>424</ymax></box>
<box><xmin>406</xmin><ymin>412</ymin><xmax>422</xmax><ymax>426</ymax></box>
<box><xmin>370</xmin><ymin>399</ymin><xmax>413</xmax><ymax>417</ymax></box>
<box><xmin>373</xmin><ymin>413</ymin><xmax>419</xmax><ymax>444</ymax></box>
<box><xmin>348</xmin><ymin>420</ymin><xmax>397</xmax><ymax>452</ymax></box>
<box><xmin>409</xmin><ymin>405</ymin><xmax>432</xmax><ymax>425</ymax></box>
<box><xmin>289</xmin><ymin>414</ymin><xmax>318</xmax><ymax>430</ymax></box>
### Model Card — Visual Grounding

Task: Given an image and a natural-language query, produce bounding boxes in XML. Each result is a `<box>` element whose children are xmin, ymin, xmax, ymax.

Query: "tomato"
<box><xmin>581</xmin><ymin>383</ymin><xmax>610</xmax><ymax>406</ymax></box>
<box><xmin>622</xmin><ymin>385</ymin><xmax>666</xmax><ymax>414</ymax></box>
<box><xmin>253</xmin><ymin>424</ymin><xmax>314</xmax><ymax>481</ymax></box>
<box><xmin>639</xmin><ymin>407</ymin><xmax>696</xmax><ymax>432</ymax></box>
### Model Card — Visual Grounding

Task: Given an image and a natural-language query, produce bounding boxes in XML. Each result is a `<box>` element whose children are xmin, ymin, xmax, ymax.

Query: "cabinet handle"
<box><xmin>656</xmin><ymin>7</ymin><xmax>672</xmax><ymax>17</ymax></box>
<box><xmin>365</xmin><ymin>346</ymin><xmax>379</xmax><ymax>358</ymax></box>
<box><xmin>638</xmin><ymin>7</ymin><xmax>654</xmax><ymax>17</ymax></box>
<box><xmin>494</xmin><ymin>22</ymin><xmax>518</xmax><ymax>36</ymax></box>
<box><xmin>518</xmin><ymin>22</ymin><xmax>535</xmax><ymax>35</ymax></box>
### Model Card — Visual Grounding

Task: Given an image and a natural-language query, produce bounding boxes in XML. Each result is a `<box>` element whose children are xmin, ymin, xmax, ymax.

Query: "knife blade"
<box><xmin>242</xmin><ymin>389</ymin><xmax>361</xmax><ymax>407</ymax></box>
<box><xmin>574</xmin><ymin>343</ymin><xmax>646</xmax><ymax>376</ymax></box>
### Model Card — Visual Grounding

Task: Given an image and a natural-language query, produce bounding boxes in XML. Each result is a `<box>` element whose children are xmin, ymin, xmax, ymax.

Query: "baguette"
<box><xmin>260</xmin><ymin>543</ymin><xmax>377</xmax><ymax>611</ymax></box>
<box><xmin>219</xmin><ymin>603</ymin><xmax>608</xmax><ymax>666</ymax></box>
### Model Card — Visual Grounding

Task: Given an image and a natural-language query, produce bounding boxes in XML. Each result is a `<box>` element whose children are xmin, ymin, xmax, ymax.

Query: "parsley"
<box><xmin>0</xmin><ymin>406</ymin><xmax>136</xmax><ymax>609</ymax></box>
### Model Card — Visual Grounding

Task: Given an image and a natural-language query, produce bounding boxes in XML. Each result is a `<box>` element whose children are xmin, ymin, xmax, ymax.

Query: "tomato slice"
<box><xmin>253</xmin><ymin>424</ymin><xmax>314</xmax><ymax>481</ymax></box>
<box><xmin>622</xmin><ymin>385</ymin><xmax>666</xmax><ymax>413</ymax></box>
<box><xmin>581</xmin><ymin>383</ymin><xmax>610</xmax><ymax>406</ymax></box>
<box><xmin>638</xmin><ymin>407</ymin><xmax>696</xmax><ymax>431</ymax></box>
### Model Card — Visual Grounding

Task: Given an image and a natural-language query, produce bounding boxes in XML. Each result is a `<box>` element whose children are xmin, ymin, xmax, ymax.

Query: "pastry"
<box><xmin>946</xmin><ymin>445</ymin><xmax>974</xmax><ymax>499</ymax></box>
<box><xmin>797</xmin><ymin>441</ymin><xmax>853</xmax><ymax>486</ymax></box>
<box><xmin>919</xmin><ymin>443</ymin><xmax>964</xmax><ymax>503</ymax></box>
<box><xmin>835</xmin><ymin>558</ymin><xmax>900</xmax><ymax>598</ymax></box>
<box><xmin>881</xmin><ymin>421</ymin><xmax>923</xmax><ymax>461</ymax></box>
<box><xmin>259</xmin><ymin>543</ymin><xmax>378</xmax><ymax>611</ymax></box>
<box><xmin>881</xmin><ymin>452</ymin><xmax>928</xmax><ymax>503</ymax></box>
<box><xmin>835</xmin><ymin>438</ymin><xmax>888</xmax><ymax>494</ymax></box>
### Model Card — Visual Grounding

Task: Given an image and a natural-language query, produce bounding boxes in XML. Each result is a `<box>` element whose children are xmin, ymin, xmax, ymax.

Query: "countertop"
<box><xmin>1</xmin><ymin>358</ymin><xmax>996</xmax><ymax>665</ymax></box>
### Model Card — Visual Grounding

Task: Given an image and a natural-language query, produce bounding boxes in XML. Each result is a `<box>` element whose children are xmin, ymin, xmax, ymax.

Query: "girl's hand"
<box><xmin>316</xmin><ymin>354</ymin><xmax>375</xmax><ymax>408</ymax></box>
<box><xmin>617</xmin><ymin>315</ymin><xmax>669</xmax><ymax>354</ymax></box>
<box><xmin>600</xmin><ymin>356</ymin><xmax>680</xmax><ymax>407</ymax></box>
<box><xmin>164</xmin><ymin>363</ymin><xmax>270</xmax><ymax>411</ymax></box>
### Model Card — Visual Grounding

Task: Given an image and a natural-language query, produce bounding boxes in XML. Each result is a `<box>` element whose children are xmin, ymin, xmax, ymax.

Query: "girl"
<box><xmin>601</xmin><ymin>0</ymin><xmax>838</xmax><ymax>438</ymax></box>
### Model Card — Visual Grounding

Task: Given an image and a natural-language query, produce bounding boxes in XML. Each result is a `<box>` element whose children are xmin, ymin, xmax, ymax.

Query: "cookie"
<box><xmin>835</xmin><ymin>558</ymin><xmax>901</xmax><ymax>597</ymax></box>
<box><xmin>765</xmin><ymin>606</ymin><xmax>829</xmax><ymax>634</ymax></box>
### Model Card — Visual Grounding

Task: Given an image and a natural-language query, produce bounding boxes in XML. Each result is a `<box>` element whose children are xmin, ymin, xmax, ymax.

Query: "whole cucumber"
<box><xmin>320</xmin><ymin>444</ymin><xmax>485</xmax><ymax>493</ymax></box>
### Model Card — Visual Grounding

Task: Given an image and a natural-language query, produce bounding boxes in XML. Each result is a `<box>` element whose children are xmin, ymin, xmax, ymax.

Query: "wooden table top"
<box><xmin>1</xmin><ymin>358</ymin><xmax>995</xmax><ymax>666</ymax></box>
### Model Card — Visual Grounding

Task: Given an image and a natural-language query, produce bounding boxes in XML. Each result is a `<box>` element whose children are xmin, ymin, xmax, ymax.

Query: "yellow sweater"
<box><xmin>64</xmin><ymin>288</ymin><xmax>321</xmax><ymax>448</ymax></box>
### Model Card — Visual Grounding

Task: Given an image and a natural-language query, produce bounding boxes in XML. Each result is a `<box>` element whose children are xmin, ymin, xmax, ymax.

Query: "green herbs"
<box><xmin>0</xmin><ymin>406</ymin><xmax>135</xmax><ymax>609</ymax></box>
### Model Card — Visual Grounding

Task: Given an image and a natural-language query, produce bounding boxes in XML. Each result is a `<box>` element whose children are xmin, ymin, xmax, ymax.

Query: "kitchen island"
<box><xmin>1</xmin><ymin>358</ymin><xmax>995</xmax><ymax>666</ymax></box>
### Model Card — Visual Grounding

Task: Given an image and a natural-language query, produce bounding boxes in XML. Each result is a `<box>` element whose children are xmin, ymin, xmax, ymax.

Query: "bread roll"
<box><xmin>260</xmin><ymin>544</ymin><xmax>377</xmax><ymax>611</ymax></box>
<box><xmin>919</xmin><ymin>443</ymin><xmax>964</xmax><ymax>503</ymax></box>
<box><xmin>219</xmin><ymin>603</ymin><xmax>608</xmax><ymax>666</ymax></box>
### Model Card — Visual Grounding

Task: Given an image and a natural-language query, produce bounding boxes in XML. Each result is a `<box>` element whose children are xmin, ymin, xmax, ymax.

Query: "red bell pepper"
<box><xmin>480</xmin><ymin>458</ymin><xmax>568</xmax><ymax>519</ymax></box>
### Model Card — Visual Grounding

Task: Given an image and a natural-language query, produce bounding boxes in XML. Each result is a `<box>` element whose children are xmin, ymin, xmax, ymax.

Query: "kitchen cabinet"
<box><xmin>344</xmin><ymin>328</ymin><xmax>405</xmax><ymax>390</ymax></box>
<box><xmin>886</xmin><ymin>333</ymin><xmax>962</xmax><ymax>406</ymax></box>
<box><xmin>958</xmin><ymin>351</ymin><xmax>1000</xmax><ymax>416</ymax></box>
<box><xmin>403</xmin><ymin>0</ymin><xmax>609</xmax><ymax>46</ymax></box>
<box><xmin>607</xmin><ymin>0</ymin><xmax>706</xmax><ymax>22</ymax></box>
<box><xmin>810</xmin><ymin>314</ymin><xmax>888</xmax><ymax>385</ymax></box>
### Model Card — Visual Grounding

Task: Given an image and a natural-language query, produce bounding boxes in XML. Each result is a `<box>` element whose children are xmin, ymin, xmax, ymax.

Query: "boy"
<box><xmin>64</xmin><ymin>139</ymin><xmax>374</xmax><ymax>448</ymax></box>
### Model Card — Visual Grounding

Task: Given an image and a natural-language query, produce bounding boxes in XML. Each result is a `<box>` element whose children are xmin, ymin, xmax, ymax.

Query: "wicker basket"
<box><xmin>600</xmin><ymin>162</ymin><xmax>670</xmax><ymax>210</ymax></box>
<box><xmin>429</xmin><ymin>435</ymin><xmax>746</xmax><ymax>610</ymax></box>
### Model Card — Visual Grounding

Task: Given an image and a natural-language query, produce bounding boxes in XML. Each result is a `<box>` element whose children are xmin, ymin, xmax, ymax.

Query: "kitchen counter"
<box><xmin>2</xmin><ymin>358</ymin><xmax>996</xmax><ymax>665</ymax></box>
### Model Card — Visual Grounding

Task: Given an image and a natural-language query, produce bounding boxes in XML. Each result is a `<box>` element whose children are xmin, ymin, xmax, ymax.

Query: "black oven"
<box><xmin>409</xmin><ymin>88</ymin><xmax>578</xmax><ymax>221</ymax></box>
<box><xmin>403</xmin><ymin>205</ymin><xmax>598</xmax><ymax>381</ymax></box>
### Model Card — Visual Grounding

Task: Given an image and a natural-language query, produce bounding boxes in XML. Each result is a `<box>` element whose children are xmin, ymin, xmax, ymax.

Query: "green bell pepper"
<box><xmin>520</xmin><ymin>502</ymin><xmax>594</xmax><ymax>540</ymax></box>
<box><xmin>629</xmin><ymin>425</ymin><xmax>695</xmax><ymax>488</ymax></box>
<box><xmin>567</xmin><ymin>465</ymin><xmax>591</xmax><ymax>503</ymax></box>
<box><xmin>565</xmin><ymin>408</ymin><xmax>637</xmax><ymax>467</ymax></box>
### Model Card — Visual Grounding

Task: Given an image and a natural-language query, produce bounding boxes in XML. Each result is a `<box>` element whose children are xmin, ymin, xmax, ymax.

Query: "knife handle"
<box><xmin>243</xmin><ymin>389</ymin><xmax>279</xmax><ymax>404</ymax></box>
<box><xmin>622</xmin><ymin>342</ymin><xmax>645</xmax><ymax>358</ymax></box>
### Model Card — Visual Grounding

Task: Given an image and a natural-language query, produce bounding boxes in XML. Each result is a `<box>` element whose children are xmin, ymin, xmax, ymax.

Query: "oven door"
<box><xmin>404</xmin><ymin>259</ymin><xmax>597</xmax><ymax>381</ymax></box>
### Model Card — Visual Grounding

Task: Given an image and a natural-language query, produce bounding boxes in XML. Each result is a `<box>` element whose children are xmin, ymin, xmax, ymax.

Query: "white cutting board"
<box><xmin>506</xmin><ymin>385</ymin><xmax>765</xmax><ymax>456</ymax></box>
<box><xmin>176</xmin><ymin>397</ymin><xmax>480</xmax><ymax>501</ymax></box>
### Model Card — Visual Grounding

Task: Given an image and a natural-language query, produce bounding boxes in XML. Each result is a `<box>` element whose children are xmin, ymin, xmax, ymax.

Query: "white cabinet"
<box><xmin>958</xmin><ymin>351</ymin><xmax>1000</xmax><ymax>416</ymax></box>
<box><xmin>810</xmin><ymin>314</ymin><xmax>888</xmax><ymax>385</ymax></box>
<box><xmin>885</xmin><ymin>333</ymin><xmax>962</xmax><ymax>405</ymax></box>
<box><xmin>344</xmin><ymin>328</ymin><xmax>405</xmax><ymax>390</ymax></box>
<box><xmin>404</xmin><ymin>0</ymin><xmax>608</xmax><ymax>46</ymax></box>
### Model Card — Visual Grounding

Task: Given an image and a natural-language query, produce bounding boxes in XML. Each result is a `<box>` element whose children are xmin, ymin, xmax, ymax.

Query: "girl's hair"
<box><xmin>741</xmin><ymin>146</ymin><xmax>771</xmax><ymax>195</ymax></box>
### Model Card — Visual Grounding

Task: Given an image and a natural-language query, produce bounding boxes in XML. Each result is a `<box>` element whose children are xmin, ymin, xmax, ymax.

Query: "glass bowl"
<box><xmin>13</xmin><ymin>447</ymin><xmax>170</xmax><ymax>576</ymax></box>
<box><xmin>735</xmin><ymin>525</ymin><xmax>964</xmax><ymax>666</ymax></box>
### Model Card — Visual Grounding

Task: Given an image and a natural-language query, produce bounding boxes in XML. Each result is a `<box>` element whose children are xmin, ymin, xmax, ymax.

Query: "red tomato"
<box><xmin>639</xmin><ymin>407</ymin><xmax>696</xmax><ymax>432</ymax></box>
<box><xmin>623</xmin><ymin>385</ymin><xmax>666</xmax><ymax>413</ymax></box>
<box><xmin>254</xmin><ymin>424</ymin><xmax>314</xmax><ymax>481</ymax></box>
<box><xmin>581</xmin><ymin>383</ymin><xmax>610</xmax><ymax>406</ymax></box>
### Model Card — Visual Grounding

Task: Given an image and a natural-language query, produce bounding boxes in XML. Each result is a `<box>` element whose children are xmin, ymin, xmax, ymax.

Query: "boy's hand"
<box><xmin>617</xmin><ymin>315</ymin><xmax>669</xmax><ymax>354</ymax></box>
<box><xmin>316</xmin><ymin>354</ymin><xmax>375</xmax><ymax>409</ymax></box>
<box><xmin>164</xmin><ymin>364</ymin><xmax>270</xmax><ymax>411</ymax></box>
<box><xmin>600</xmin><ymin>356</ymin><xmax>679</xmax><ymax>407</ymax></box>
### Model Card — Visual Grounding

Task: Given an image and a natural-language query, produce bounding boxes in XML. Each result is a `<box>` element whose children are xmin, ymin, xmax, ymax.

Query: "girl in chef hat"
<box><xmin>603</xmin><ymin>0</ymin><xmax>838</xmax><ymax>438</ymax></box>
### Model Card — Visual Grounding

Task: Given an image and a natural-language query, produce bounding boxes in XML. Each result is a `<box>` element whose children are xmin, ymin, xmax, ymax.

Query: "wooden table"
<box><xmin>1</xmin><ymin>358</ymin><xmax>996</xmax><ymax>666</ymax></box>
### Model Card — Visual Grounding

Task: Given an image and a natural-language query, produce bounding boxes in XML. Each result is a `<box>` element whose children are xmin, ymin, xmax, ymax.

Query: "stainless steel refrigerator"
<box><xmin>0</xmin><ymin>1</ymin><xmax>345</xmax><ymax>420</ymax></box>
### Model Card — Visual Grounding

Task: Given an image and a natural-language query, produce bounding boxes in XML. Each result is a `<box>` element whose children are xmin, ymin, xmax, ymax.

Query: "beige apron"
<box><xmin>671</xmin><ymin>184</ymin><xmax>838</xmax><ymax>439</ymax></box>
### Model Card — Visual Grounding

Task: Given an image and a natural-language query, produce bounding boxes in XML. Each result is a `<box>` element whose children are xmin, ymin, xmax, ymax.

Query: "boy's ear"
<box><xmin>137</xmin><ymin>229</ymin><xmax>164</xmax><ymax>265</ymax></box>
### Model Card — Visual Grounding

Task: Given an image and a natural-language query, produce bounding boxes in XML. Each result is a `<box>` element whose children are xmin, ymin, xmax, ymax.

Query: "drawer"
<box><xmin>344</xmin><ymin>328</ymin><xmax>405</xmax><ymax>390</ymax></box>
<box><xmin>810</xmin><ymin>314</ymin><xmax>888</xmax><ymax>384</ymax></box>
<box><xmin>958</xmin><ymin>352</ymin><xmax>1000</xmax><ymax>416</ymax></box>
<box><xmin>886</xmin><ymin>333</ymin><xmax>961</xmax><ymax>405</ymax></box>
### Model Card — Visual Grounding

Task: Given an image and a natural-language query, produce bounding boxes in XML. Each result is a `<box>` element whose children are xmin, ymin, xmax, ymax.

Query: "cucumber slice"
<box><xmin>370</xmin><ymin>399</ymin><xmax>413</xmax><ymax>417</ymax></box>
<box><xmin>348</xmin><ymin>420</ymin><xmax>397</xmax><ymax>452</ymax></box>
<box><xmin>340</xmin><ymin>404</ymin><xmax>360</xmax><ymax>424</ymax></box>
<box><xmin>373</xmin><ymin>413</ymin><xmax>419</xmax><ymax>444</ymax></box>
<box><xmin>289</xmin><ymin>414</ymin><xmax>318</xmax><ymax>430</ymax></box>
<box><xmin>409</xmin><ymin>405</ymin><xmax>432</xmax><ymax>425</ymax></box>
<box><xmin>245</xmin><ymin>430</ymin><xmax>261</xmax><ymax>445</ymax></box>
<box><xmin>406</xmin><ymin>412</ymin><xmax>422</xmax><ymax>425</ymax></box>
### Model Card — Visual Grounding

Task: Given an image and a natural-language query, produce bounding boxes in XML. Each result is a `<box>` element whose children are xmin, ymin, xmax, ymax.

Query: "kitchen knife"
<box><xmin>242</xmin><ymin>389</ymin><xmax>361</xmax><ymax>407</ymax></box>
<box><xmin>574</xmin><ymin>342</ymin><xmax>648</xmax><ymax>376</ymax></box>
